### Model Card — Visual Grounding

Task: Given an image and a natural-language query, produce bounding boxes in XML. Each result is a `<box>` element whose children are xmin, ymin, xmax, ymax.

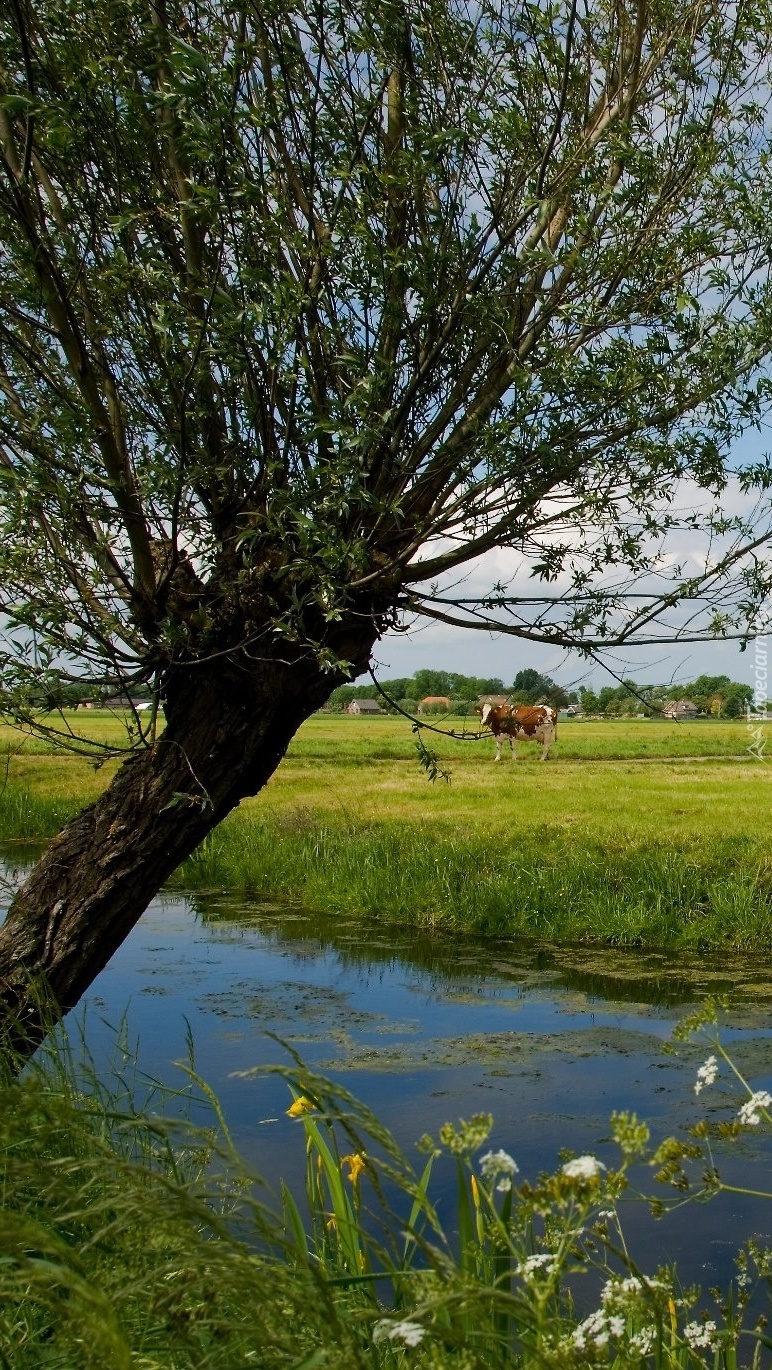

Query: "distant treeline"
<box><xmin>7</xmin><ymin>668</ymin><xmax>752</xmax><ymax>718</ymax></box>
<box><xmin>5</xmin><ymin>679</ymin><xmax>155</xmax><ymax>712</ymax></box>
<box><xmin>582</xmin><ymin>673</ymin><xmax>753</xmax><ymax>718</ymax></box>
<box><xmin>326</xmin><ymin>669</ymin><xmax>754</xmax><ymax>718</ymax></box>
<box><xmin>326</xmin><ymin>669</ymin><xmax>574</xmax><ymax>714</ymax></box>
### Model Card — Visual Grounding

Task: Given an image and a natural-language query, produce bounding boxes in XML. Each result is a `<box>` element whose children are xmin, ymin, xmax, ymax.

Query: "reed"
<box><xmin>0</xmin><ymin>787</ymin><xmax>79</xmax><ymax>840</ymax></box>
<box><xmin>0</xmin><ymin>1031</ymin><xmax>362</xmax><ymax>1369</ymax></box>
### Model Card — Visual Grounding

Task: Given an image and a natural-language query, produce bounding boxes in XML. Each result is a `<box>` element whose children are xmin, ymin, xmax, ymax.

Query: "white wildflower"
<box><xmin>608</xmin><ymin>1315</ymin><xmax>626</xmax><ymax>1337</ymax></box>
<box><xmin>597</xmin><ymin>1209</ymin><xmax>616</xmax><ymax>1221</ymax></box>
<box><xmin>683</xmin><ymin>1319</ymin><xmax>718</xmax><ymax>1350</ymax></box>
<box><xmin>629</xmin><ymin>1326</ymin><xmax>656</xmax><ymax>1356</ymax></box>
<box><xmin>517</xmin><ymin>1253</ymin><xmax>557</xmax><ymax>1278</ymax></box>
<box><xmin>694</xmin><ymin>1055</ymin><xmax>719</xmax><ymax>1094</ymax></box>
<box><xmin>373</xmin><ymin>1319</ymin><xmax>425</xmax><ymax>1347</ymax></box>
<box><xmin>572</xmin><ymin>1308</ymin><xmax>608</xmax><ymax>1349</ymax></box>
<box><xmin>479</xmin><ymin>1148</ymin><xmax>519</xmax><ymax>1191</ymax></box>
<box><xmin>602</xmin><ymin>1276</ymin><xmax>638</xmax><ymax>1304</ymax></box>
<box><xmin>738</xmin><ymin>1091</ymin><xmax>772</xmax><ymax>1126</ymax></box>
<box><xmin>601</xmin><ymin>1274</ymin><xmax>666</xmax><ymax>1309</ymax></box>
<box><xmin>562</xmin><ymin>1154</ymin><xmax>606</xmax><ymax>1181</ymax></box>
<box><xmin>618</xmin><ymin>1277</ymin><xmax>644</xmax><ymax>1294</ymax></box>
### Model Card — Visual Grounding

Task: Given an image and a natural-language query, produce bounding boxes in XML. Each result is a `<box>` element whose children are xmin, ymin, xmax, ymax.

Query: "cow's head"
<box><xmin>478</xmin><ymin>702</ymin><xmax>493</xmax><ymax>726</ymax></box>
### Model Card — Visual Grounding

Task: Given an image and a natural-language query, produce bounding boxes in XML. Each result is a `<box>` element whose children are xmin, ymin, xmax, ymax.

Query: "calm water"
<box><xmin>3</xmin><ymin>852</ymin><xmax>772</xmax><ymax>1299</ymax></box>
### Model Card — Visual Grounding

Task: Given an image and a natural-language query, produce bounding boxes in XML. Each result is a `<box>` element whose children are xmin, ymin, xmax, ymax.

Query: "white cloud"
<box><xmin>370</xmin><ymin>475</ymin><xmax>772</xmax><ymax>689</ymax></box>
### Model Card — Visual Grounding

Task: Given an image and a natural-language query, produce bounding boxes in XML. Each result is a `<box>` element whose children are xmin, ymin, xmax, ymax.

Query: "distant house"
<box><xmin>78</xmin><ymin>697</ymin><xmax>151</xmax><ymax>711</ymax></box>
<box><xmin>346</xmin><ymin>699</ymin><xmax>383</xmax><ymax>715</ymax></box>
<box><xmin>662</xmin><ymin>698</ymin><xmax>698</xmax><ymax>719</ymax></box>
<box><xmin>418</xmin><ymin>696</ymin><xmax>451</xmax><ymax>711</ymax></box>
<box><xmin>477</xmin><ymin>694</ymin><xmax>507</xmax><ymax>707</ymax></box>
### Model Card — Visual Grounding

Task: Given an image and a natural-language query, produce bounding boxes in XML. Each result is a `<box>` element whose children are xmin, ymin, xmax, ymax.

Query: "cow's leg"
<box><xmin>510</xmin><ymin>736</ymin><xmax>516</xmax><ymax>760</ymax></box>
<box><xmin>539</xmin><ymin>728</ymin><xmax>555</xmax><ymax>761</ymax></box>
<box><xmin>494</xmin><ymin>736</ymin><xmax>503</xmax><ymax>762</ymax></box>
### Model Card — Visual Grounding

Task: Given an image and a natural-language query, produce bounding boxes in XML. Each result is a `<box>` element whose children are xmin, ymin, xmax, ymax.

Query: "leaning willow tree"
<box><xmin>2</xmin><ymin>0</ymin><xmax>772</xmax><ymax>1050</ymax></box>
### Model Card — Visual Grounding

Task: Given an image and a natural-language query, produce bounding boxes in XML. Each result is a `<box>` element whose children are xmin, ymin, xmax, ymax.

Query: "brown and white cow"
<box><xmin>475</xmin><ymin>702</ymin><xmax>558</xmax><ymax>761</ymax></box>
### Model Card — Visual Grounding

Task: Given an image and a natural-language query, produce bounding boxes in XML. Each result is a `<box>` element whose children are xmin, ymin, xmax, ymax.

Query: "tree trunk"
<box><xmin>0</xmin><ymin>647</ymin><xmax>365</xmax><ymax>1064</ymax></box>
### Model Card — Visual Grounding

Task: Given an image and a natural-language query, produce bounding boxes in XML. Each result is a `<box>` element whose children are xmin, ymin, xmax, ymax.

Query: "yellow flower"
<box><xmin>286</xmin><ymin>1095</ymin><xmax>316</xmax><ymax>1118</ymax></box>
<box><xmin>341</xmin><ymin>1152</ymin><xmax>367</xmax><ymax>1185</ymax></box>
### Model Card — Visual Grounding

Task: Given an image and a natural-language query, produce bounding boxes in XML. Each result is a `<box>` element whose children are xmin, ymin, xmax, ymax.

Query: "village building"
<box><xmin>346</xmin><ymin>699</ymin><xmax>384</xmax><ymax>715</ymax></box>
<box><xmin>662</xmin><ymin>699</ymin><xmax>698</xmax><ymax>719</ymax></box>
<box><xmin>418</xmin><ymin>696</ymin><xmax>451</xmax><ymax>711</ymax></box>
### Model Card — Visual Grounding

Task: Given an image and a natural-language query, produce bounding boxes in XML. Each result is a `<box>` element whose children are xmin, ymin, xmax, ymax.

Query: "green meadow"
<box><xmin>0</xmin><ymin>712</ymin><xmax>769</xmax><ymax>950</ymax></box>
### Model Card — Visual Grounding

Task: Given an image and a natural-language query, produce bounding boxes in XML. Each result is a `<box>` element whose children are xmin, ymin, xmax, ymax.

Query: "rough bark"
<box><xmin>0</xmin><ymin>642</ymin><xmax>372</xmax><ymax>1063</ymax></box>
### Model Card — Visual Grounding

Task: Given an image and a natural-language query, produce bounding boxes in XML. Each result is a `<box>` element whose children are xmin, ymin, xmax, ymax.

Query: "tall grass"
<box><xmin>3</xmin><ymin>790</ymin><xmax>771</xmax><ymax>950</ymax></box>
<box><xmin>0</xmin><ymin>1034</ymin><xmax>366</xmax><ymax>1368</ymax></box>
<box><xmin>0</xmin><ymin>787</ymin><xmax>79</xmax><ymax>840</ymax></box>
<box><xmin>178</xmin><ymin>814</ymin><xmax>772</xmax><ymax>950</ymax></box>
<box><xmin>3</xmin><ymin>1006</ymin><xmax>772</xmax><ymax>1367</ymax></box>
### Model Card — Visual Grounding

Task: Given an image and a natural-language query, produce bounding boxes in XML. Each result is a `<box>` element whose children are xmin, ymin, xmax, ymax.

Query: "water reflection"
<box><xmin>192</xmin><ymin>889</ymin><xmax>772</xmax><ymax>1014</ymax></box>
<box><xmin>2</xmin><ymin>855</ymin><xmax>772</xmax><ymax>1299</ymax></box>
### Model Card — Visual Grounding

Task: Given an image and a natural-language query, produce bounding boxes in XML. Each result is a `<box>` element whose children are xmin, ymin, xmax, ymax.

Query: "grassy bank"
<box><xmin>178</xmin><ymin>818</ymin><xmax>772</xmax><ymax>949</ymax></box>
<box><xmin>1</xmin><ymin>713</ymin><xmax>770</xmax><ymax>949</ymax></box>
<box><xmin>180</xmin><ymin>716</ymin><xmax>772</xmax><ymax>949</ymax></box>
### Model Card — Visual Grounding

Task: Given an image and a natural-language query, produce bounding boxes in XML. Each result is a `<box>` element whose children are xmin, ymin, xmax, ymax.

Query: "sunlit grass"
<box><xmin>1</xmin><ymin>713</ymin><xmax>770</xmax><ymax>948</ymax></box>
<box><xmin>283</xmin><ymin>713</ymin><xmax>756</xmax><ymax>763</ymax></box>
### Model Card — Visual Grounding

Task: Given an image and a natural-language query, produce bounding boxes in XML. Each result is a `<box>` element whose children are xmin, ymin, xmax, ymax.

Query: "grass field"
<box><xmin>1</xmin><ymin>712</ymin><xmax>770</xmax><ymax>948</ymax></box>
